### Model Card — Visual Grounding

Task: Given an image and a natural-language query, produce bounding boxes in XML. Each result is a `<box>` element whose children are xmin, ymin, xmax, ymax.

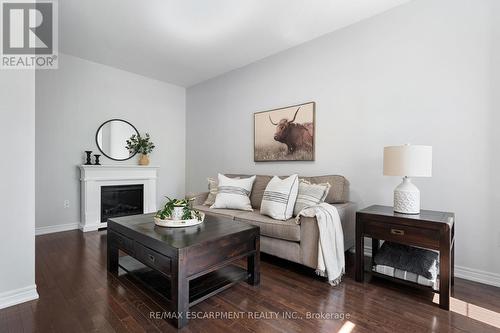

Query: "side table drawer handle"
<box><xmin>148</xmin><ymin>254</ymin><xmax>155</xmax><ymax>263</ymax></box>
<box><xmin>391</xmin><ymin>229</ymin><xmax>405</xmax><ymax>235</ymax></box>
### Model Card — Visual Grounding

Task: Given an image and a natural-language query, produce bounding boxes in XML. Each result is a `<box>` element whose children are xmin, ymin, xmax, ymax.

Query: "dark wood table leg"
<box><xmin>451</xmin><ymin>224</ymin><xmax>455</xmax><ymax>288</ymax></box>
<box><xmin>371</xmin><ymin>238</ymin><xmax>380</xmax><ymax>268</ymax></box>
<box><xmin>451</xmin><ymin>242</ymin><xmax>455</xmax><ymax>288</ymax></box>
<box><xmin>247</xmin><ymin>235</ymin><xmax>260</xmax><ymax>286</ymax></box>
<box><xmin>107</xmin><ymin>237</ymin><xmax>118</xmax><ymax>275</ymax></box>
<box><xmin>439</xmin><ymin>228</ymin><xmax>451</xmax><ymax>310</ymax></box>
<box><xmin>355</xmin><ymin>216</ymin><xmax>364</xmax><ymax>282</ymax></box>
<box><xmin>172</xmin><ymin>252</ymin><xmax>189</xmax><ymax>328</ymax></box>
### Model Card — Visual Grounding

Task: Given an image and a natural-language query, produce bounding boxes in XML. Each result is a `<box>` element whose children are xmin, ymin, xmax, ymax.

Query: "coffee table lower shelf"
<box><xmin>118</xmin><ymin>255</ymin><xmax>249</xmax><ymax>307</ymax></box>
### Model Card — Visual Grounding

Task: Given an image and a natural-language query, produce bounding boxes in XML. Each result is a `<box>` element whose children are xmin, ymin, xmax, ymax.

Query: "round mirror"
<box><xmin>95</xmin><ymin>119</ymin><xmax>139</xmax><ymax>161</ymax></box>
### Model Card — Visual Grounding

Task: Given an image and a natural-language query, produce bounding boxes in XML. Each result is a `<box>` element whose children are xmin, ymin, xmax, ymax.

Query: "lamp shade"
<box><xmin>383</xmin><ymin>145</ymin><xmax>432</xmax><ymax>177</ymax></box>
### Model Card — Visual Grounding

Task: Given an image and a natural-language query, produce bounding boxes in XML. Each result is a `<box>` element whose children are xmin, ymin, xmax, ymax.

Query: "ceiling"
<box><xmin>60</xmin><ymin>0</ymin><xmax>411</xmax><ymax>87</ymax></box>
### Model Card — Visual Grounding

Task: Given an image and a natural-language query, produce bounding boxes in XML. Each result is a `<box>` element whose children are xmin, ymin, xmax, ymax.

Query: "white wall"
<box><xmin>0</xmin><ymin>70</ymin><xmax>38</xmax><ymax>308</ymax></box>
<box><xmin>187</xmin><ymin>0</ymin><xmax>500</xmax><ymax>280</ymax></box>
<box><xmin>492</xmin><ymin>0</ymin><xmax>500</xmax><ymax>276</ymax></box>
<box><xmin>36</xmin><ymin>54</ymin><xmax>186</xmax><ymax>230</ymax></box>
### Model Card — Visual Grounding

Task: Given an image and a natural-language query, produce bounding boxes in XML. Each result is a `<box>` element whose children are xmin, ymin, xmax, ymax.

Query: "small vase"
<box><xmin>171</xmin><ymin>206</ymin><xmax>184</xmax><ymax>221</ymax></box>
<box><xmin>139</xmin><ymin>154</ymin><xmax>150</xmax><ymax>166</ymax></box>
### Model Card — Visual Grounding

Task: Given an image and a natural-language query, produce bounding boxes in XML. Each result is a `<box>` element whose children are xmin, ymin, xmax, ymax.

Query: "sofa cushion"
<box><xmin>235</xmin><ymin>211</ymin><xmax>301</xmax><ymax>242</ymax></box>
<box><xmin>193</xmin><ymin>204</ymin><xmax>247</xmax><ymax>220</ymax></box>
<box><xmin>249</xmin><ymin>175</ymin><xmax>273</xmax><ymax>209</ymax></box>
<box><xmin>300</xmin><ymin>175</ymin><xmax>349</xmax><ymax>203</ymax></box>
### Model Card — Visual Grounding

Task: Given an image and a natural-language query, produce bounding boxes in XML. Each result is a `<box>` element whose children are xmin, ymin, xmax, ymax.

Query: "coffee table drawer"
<box><xmin>135</xmin><ymin>243</ymin><xmax>171</xmax><ymax>276</ymax></box>
<box><xmin>109</xmin><ymin>230</ymin><xmax>135</xmax><ymax>255</ymax></box>
<box><xmin>364</xmin><ymin>220</ymin><xmax>439</xmax><ymax>249</ymax></box>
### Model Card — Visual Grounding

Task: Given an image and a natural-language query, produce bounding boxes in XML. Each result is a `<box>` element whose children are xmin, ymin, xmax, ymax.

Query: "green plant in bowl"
<box><xmin>155</xmin><ymin>197</ymin><xmax>202</xmax><ymax>221</ymax></box>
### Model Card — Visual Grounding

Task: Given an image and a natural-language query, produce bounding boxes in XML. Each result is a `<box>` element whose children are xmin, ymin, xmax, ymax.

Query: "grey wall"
<box><xmin>492</xmin><ymin>0</ymin><xmax>500</xmax><ymax>269</ymax></box>
<box><xmin>0</xmin><ymin>71</ymin><xmax>37</xmax><ymax>301</ymax></box>
<box><xmin>187</xmin><ymin>0</ymin><xmax>499</xmax><ymax>278</ymax></box>
<box><xmin>36</xmin><ymin>54</ymin><xmax>186</xmax><ymax>229</ymax></box>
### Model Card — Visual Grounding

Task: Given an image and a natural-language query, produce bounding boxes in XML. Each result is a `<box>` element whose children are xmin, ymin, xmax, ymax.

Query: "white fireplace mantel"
<box><xmin>79</xmin><ymin>165</ymin><xmax>158</xmax><ymax>232</ymax></box>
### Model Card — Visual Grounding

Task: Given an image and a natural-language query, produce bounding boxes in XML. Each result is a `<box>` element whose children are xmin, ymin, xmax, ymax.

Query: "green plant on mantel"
<box><xmin>155</xmin><ymin>197</ymin><xmax>202</xmax><ymax>221</ymax></box>
<box><xmin>125</xmin><ymin>133</ymin><xmax>155</xmax><ymax>155</ymax></box>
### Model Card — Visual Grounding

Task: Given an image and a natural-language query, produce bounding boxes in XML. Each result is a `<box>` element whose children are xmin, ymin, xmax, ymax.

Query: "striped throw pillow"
<box><xmin>260</xmin><ymin>175</ymin><xmax>299</xmax><ymax>220</ymax></box>
<box><xmin>293</xmin><ymin>179</ymin><xmax>331</xmax><ymax>216</ymax></box>
<box><xmin>211</xmin><ymin>174</ymin><xmax>256</xmax><ymax>211</ymax></box>
<box><xmin>204</xmin><ymin>176</ymin><xmax>241</xmax><ymax>206</ymax></box>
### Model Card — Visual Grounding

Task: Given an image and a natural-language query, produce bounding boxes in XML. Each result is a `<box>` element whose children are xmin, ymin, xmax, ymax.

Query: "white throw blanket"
<box><xmin>296</xmin><ymin>203</ymin><xmax>345</xmax><ymax>286</ymax></box>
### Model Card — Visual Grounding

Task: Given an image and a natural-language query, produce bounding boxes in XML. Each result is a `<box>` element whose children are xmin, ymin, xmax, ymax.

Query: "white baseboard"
<box><xmin>0</xmin><ymin>285</ymin><xmax>39</xmax><ymax>310</ymax></box>
<box><xmin>79</xmin><ymin>222</ymin><xmax>107</xmax><ymax>232</ymax></box>
<box><xmin>454</xmin><ymin>266</ymin><xmax>500</xmax><ymax>288</ymax></box>
<box><xmin>356</xmin><ymin>245</ymin><xmax>500</xmax><ymax>288</ymax></box>
<box><xmin>35</xmin><ymin>222</ymin><xmax>79</xmax><ymax>235</ymax></box>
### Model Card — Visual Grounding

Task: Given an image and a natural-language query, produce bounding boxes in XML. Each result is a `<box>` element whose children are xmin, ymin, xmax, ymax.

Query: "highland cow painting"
<box><xmin>254</xmin><ymin>102</ymin><xmax>315</xmax><ymax>161</ymax></box>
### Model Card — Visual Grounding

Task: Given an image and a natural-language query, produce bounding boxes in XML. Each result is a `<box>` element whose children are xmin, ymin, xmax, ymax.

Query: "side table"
<box><xmin>355</xmin><ymin>205</ymin><xmax>455</xmax><ymax>310</ymax></box>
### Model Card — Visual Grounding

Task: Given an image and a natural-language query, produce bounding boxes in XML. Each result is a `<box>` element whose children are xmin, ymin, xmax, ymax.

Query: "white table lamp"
<box><xmin>383</xmin><ymin>144</ymin><xmax>432</xmax><ymax>214</ymax></box>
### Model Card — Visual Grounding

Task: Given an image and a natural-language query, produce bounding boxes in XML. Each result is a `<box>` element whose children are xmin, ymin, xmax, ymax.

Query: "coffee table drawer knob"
<box><xmin>391</xmin><ymin>228</ymin><xmax>405</xmax><ymax>236</ymax></box>
<box><xmin>134</xmin><ymin>243</ymin><xmax>171</xmax><ymax>275</ymax></box>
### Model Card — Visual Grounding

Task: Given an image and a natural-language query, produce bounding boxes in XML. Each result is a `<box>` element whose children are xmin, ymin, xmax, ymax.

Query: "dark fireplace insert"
<box><xmin>101</xmin><ymin>184</ymin><xmax>144</xmax><ymax>222</ymax></box>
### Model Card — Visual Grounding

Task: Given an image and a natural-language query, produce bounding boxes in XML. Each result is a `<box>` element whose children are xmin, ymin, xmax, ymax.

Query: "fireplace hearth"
<box><xmin>101</xmin><ymin>184</ymin><xmax>144</xmax><ymax>222</ymax></box>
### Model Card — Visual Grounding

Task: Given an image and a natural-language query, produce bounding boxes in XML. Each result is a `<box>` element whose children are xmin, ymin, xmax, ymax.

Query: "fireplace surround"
<box><xmin>79</xmin><ymin>165</ymin><xmax>158</xmax><ymax>232</ymax></box>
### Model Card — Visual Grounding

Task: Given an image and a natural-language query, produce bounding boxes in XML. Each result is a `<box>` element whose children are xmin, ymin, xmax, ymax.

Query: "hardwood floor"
<box><xmin>1</xmin><ymin>229</ymin><xmax>500</xmax><ymax>332</ymax></box>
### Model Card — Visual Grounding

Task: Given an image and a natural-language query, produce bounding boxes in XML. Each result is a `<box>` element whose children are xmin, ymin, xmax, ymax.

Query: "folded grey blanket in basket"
<box><xmin>373</xmin><ymin>242</ymin><xmax>438</xmax><ymax>279</ymax></box>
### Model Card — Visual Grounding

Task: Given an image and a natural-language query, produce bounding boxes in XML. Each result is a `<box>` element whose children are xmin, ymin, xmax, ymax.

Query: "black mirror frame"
<box><xmin>95</xmin><ymin>119</ymin><xmax>140</xmax><ymax>161</ymax></box>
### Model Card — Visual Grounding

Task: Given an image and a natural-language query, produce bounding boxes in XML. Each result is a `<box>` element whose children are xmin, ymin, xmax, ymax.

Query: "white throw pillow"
<box><xmin>211</xmin><ymin>174</ymin><xmax>256</xmax><ymax>211</ymax></box>
<box><xmin>260</xmin><ymin>174</ymin><xmax>299</xmax><ymax>220</ymax></box>
<box><xmin>203</xmin><ymin>176</ymin><xmax>241</xmax><ymax>206</ymax></box>
<box><xmin>293</xmin><ymin>179</ymin><xmax>331</xmax><ymax>216</ymax></box>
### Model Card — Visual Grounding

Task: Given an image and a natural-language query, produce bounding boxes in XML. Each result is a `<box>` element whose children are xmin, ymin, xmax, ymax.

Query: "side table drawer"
<box><xmin>108</xmin><ymin>230</ymin><xmax>135</xmax><ymax>255</ymax></box>
<box><xmin>135</xmin><ymin>243</ymin><xmax>172</xmax><ymax>276</ymax></box>
<box><xmin>364</xmin><ymin>220</ymin><xmax>439</xmax><ymax>249</ymax></box>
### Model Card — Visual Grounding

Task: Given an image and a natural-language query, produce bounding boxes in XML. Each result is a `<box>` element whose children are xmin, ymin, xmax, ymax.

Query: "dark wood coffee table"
<box><xmin>107</xmin><ymin>213</ymin><xmax>260</xmax><ymax>328</ymax></box>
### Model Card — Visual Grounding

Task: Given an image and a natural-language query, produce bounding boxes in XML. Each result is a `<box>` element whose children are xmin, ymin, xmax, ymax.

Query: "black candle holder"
<box><xmin>94</xmin><ymin>154</ymin><xmax>101</xmax><ymax>166</ymax></box>
<box><xmin>84</xmin><ymin>151</ymin><xmax>93</xmax><ymax>165</ymax></box>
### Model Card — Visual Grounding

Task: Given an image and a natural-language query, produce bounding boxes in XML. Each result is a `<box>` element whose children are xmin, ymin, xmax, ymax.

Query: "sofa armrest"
<box><xmin>299</xmin><ymin>201</ymin><xmax>357</xmax><ymax>269</ymax></box>
<box><xmin>186</xmin><ymin>192</ymin><xmax>209</xmax><ymax>206</ymax></box>
<box><xmin>337</xmin><ymin>201</ymin><xmax>357</xmax><ymax>252</ymax></box>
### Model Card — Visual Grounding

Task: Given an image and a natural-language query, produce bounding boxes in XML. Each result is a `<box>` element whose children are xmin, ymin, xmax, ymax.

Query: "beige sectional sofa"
<box><xmin>187</xmin><ymin>174</ymin><xmax>356</xmax><ymax>270</ymax></box>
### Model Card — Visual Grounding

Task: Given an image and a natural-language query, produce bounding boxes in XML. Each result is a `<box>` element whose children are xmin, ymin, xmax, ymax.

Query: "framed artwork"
<box><xmin>254</xmin><ymin>101</ymin><xmax>315</xmax><ymax>162</ymax></box>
